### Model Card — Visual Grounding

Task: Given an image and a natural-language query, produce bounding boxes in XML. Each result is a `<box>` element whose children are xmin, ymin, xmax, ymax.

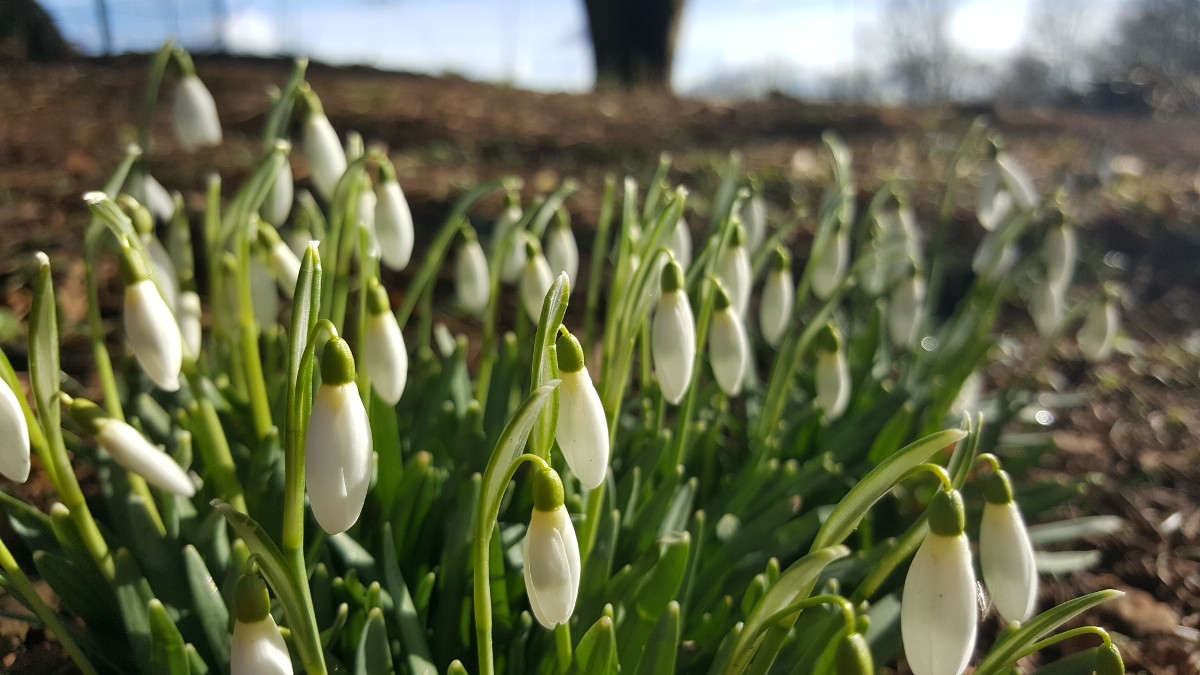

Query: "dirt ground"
<box><xmin>0</xmin><ymin>55</ymin><xmax>1198</xmax><ymax>673</ymax></box>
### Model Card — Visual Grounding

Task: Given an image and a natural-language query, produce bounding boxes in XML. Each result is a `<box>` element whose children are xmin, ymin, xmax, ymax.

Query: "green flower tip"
<box><xmin>299</xmin><ymin>86</ymin><xmax>325</xmax><ymax>118</ymax></box>
<box><xmin>524</xmin><ymin>235</ymin><xmax>541</xmax><ymax>260</ymax></box>
<box><xmin>67</xmin><ymin>398</ymin><xmax>107</xmax><ymax>436</ymax></box>
<box><xmin>556</xmin><ymin>331</ymin><xmax>585</xmax><ymax>373</ymax></box>
<box><xmin>320</xmin><ymin>337</ymin><xmax>357</xmax><ymax>386</ymax></box>
<box><xmin>713</xmin><ymin>280</ymin><xmax>732</xmax><ymax>311</ymax></box>
<box><xmin>378</xmin><ymin>161</ymin><xmax>397</xmax><ymax>184</ymax></box>
<box><xmin>815</xmin><ymin>323</ymin><xmax>842</xmax><ymax>353</ymax></box>
<box><xmin>458</xmin><ymin>226</ymin><xmax>478</xmax><ymax>246</ymax></box>
<box><xmin>119</xmin><ymin>195</ymin><xmax>155</xmax><ymax>234</ymax></box>
<box><xmin>730</xmin><ymin>222</ymin><xmax>745</xmax><ymax>247</ymax></box>
<box><xmin>119</xmin><ymin>248</ymin><xmax>151</xmax><ymax>285</ymax></box>
<box><xmin>367</xmin><ymin>280</ymin><xmax>391</xmax><ymax>316</ymax></box>
<box><xmin>983</xmin><ymin>469</ymin><xmax>1014</xmax><ymax>505</ymax></box>
<box><xmin>661</xmin><ymin>257</ymin><xmax>685</xmax><ymax>294</ymax></box>
<box><xmin>232</xmin><ymin>571</ymin><xmax>271</xmax><ymax>623</ymax></box>
<box><xmin>836</xmin><ymin>632</ymin><xmax>874</xmax><ymax>675</ymax></box>
<box><xmin>1094</xmin><ymin>642</ymin><xmax>1125</xmax><ymax>675</ymax></box>
<box><xmin>531</xmin><ymin>466</ymin><xmax>565</xmax><ymax>512</ymax></box>
<box><xmin>771</xmin><ymin>247</ymin><xmax>790</xmax><ymax>272</ymax></box>
<box><xmin>928</xmin><ymin>489</ymin><xmax>966</xmax><ymax>537</ymax></box>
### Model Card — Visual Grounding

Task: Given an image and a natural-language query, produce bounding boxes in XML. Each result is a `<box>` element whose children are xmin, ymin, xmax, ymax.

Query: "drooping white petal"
<box><xmin>358</xmin><ymin>188</ymin><xmax>380</xmax><ymax>259</ymax></box>
<box><xmin>263</xmin><ymin>160</ymin><xmax>294</xmax><ymax>227</ymax></box>
<box><xmin>901</xmin><ymin>532</ymin><xmax>978</xmax><ymax>675</ymax></box>
<box><xmin>976</xmin><ymin>162</ymin><xmax>1011</xmax><ymax>231</ymax></box>
<box><xmin>555</xmin><ymin>367</ymin><xmax>608</xmax><ymax>490</ymax></box>
<box><xmin>999</xmin><ymin>153</ymin><xmax>1038</xmax><ymax>210</ymax></box>
<box><xmin>0</xmin><ymin>378</ymin><xmax>31</xmax><ymax>483</ymax></box>
<box><xmin>177</xmin><ymin>290</ymin><xmax>202</xmax><ymax>357</ymax></box>
<box><xmin>251</xmin><ymin>260</ymin><xmax>279</xmax><ymax>328</ymax></box>
<box><xmin>305</xmin><ymin>383</ymin><xmax>373</xmax><ymax>534</ymax></box>
<box><xmin>232</xmin><ymin>616</ymin><xmax>293</xmax><ymax>675</ymax></box>
<box><xmin>524</xmin><ymin>506</ymin><xmax>581</xmax><ymax>629</ymax></box>
<box><xmin>97</xmin><ymin>420</ymin><xmax>195</xmax><ymax>496</ymax></box>
<box><xmin>888</xmin><ymin>274</ymin><xmax>925</xmax><ymax>349</ymax></box>
<box><xmin>709</xmin><ymin>308</ymin><xmax>748</xmax><ymax>396</ymax></box>
<box><xmin>718</xmin><ymin>244</ymin><xmax>752</xmax><ymax>317</ymax></box>
<box><xmin>125</xmin><ymin>279</ymin><xmax>182</xmax><ymax>392</ymax></box>
<box><xmin>303</xmin><ymin>113</ymin><xmax>346</xmax><ymax>200</ymax></box>
<box><xmin>455</xmin><ymin>238</ymin><xmax>490</xmax><ymax>316</ymax></box>
<box><xmin>667</xmin><ymin>216</ymin><xmax>692</xmax><ymax>270</ymax></box>
<box><xmin>980</xmin><ymin>501</ymin><xmax>1039</xmax><ymax>623</ymax></box>
<box><xmin>1042</xmin><ymin>223</ymin><xmax>1076</xmax><ymax>295</ymax></box>
<box><xmin>545</xmin><ymin>226</ymin><xmax>579</xmax><ymax>284</ymax></box>
<box><xmin>365</xmin><ymin>312</ymin><xmax>408</xmax><ymax>406</ymax></box>
<box><xmin>172</xmin><ymin>75</ymin><xmax>222</xmax><ymax>152</ymax></box>
<box><xmin>269</xmin><ymin>241</ymin><xmax>301</xmax><ymax>297</ymax></box>
<box><xmin>810</xmin><ymin>229</ymin><xmax>848</xmax><ymax>301</ymax></box>
<box><xmin>375</xmin><ymin>179</ymin><xmax>415</xmax><ymax>271</ymax></box>
<box><xmin>952</xmin><ymin>370</ymin><xmax>983</xmax><ymax>417</ymax></box>
<box><xmin>815</xmin><ymin>348</ymin><xmax>850</xmax><ymax>421</ymax></box>
<box><xmin>652</xmin><ymin>290</ymin><xmax>696</xmax><ymax>405</ymax></box>
<box><xmin>1029</xmin><ymin>283</ymin><xmax>1062</xmax><ymax>338</ymax></box>
<box><xmin>519</xmin><ymin>253</ymin><xmax>554</xmax><ymax>323</ymax></box>
<box><xmin>143</xmin><ymin>235</ymin><xmax>179</xmax><ymax>312</ymax></box>
<box><xmin>138</xmin><ymin>174</ymin><xmax>176</xmax><ymax>223</ymax></box>
<box><xmin>759</xmin><ymin>268</ymin><xmax>793</xmax><ymax>347</ymax></box>
<box><xmin>1078</xmin><ymin>299</ymin><xmax>1118</xmax><ymax>362</ymax></box>
<box><xmin>742</xmin><ymin>194</ymin><xmax>768</xmax><ymax>253</ymax></box>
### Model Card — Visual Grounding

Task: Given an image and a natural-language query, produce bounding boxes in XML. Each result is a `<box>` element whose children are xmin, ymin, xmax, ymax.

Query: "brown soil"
<box><xmin>1</xmin><ymin>55</ymin><xmax>1198</xmax><ymax>673</ymax></box>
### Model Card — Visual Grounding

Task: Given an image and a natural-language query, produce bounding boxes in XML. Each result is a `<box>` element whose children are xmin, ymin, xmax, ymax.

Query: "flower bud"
<box><xmin>652</xmin><ymin>259</ymin><xmax>696</xmax><ymax>405</ymax></box>
<box><xmin>815</xmin><ymin>324</ymin><xmax>849</xmax><ymax>421</ymax></box>
<box><xmin>1029</xmin><ymin>283</ymin><xmax>1062</xmax><ymax>338</ymax></box>
<box><xmin>301</xmin><ymin>94</ymin><xmax>346</xmax><ymax>200</ymax></box>
<box><xmin>262</xmin><ymin>160</ymin><xmax>294</xmax><ymax>227</ymax></box>
<box><xmin>709</xmin><ymin>283</ymin><xmax>748</xmax><ymax>397</ymax></box>
<box><xmin>667</xmin><ymin>215</ymin><xmax>692</xmax><ymax>270</ymax></box>
<box><xmin>554</xmin><ymin>332</ymin><xmax>608</xmax><ymax>490</ymax></box>
<box><xmin>836</xmin><ymin>631</ymin><xmax>874</xmax><ymax>675</ymax></box>
<box><xmin>718</xmin><ymin>224</ymin><xmax>752</xmax><ymax>317</ymax></box>
<box><xmin>251</xmin><ymin>258</ymin><xmax>279</xmax><ymax>328</ymax></box>
<box><xmin>1078</xmin><ymin>295</ymin><xmax>1119</xmax><ymax>362</ymax></box>
<box><xmin>268</xmin><ymin>241</ymin><xmax>301</xmax><ymax>298</ymax></box>
<box><xmin>519</xmin><ymin>237</ymin><xmax>554</xmax><ymax>323</ymax></box>
<box><xmin>455</xmin><ymin>230</ymin><xmax>490</xmax><ymax>316</ymax></box>
<box><xmin>364</xmin><ymin>283</ymin><xmax>408</xmax><ymax>406</ymax></box>
<box><xmin>741</xmin><ymin>192</ymin><xmax>767</xmax><ymax>253</ymax></box>
<box><xmin>70</xmin><ymin>398</ymin><xmax>195</xmax><ymax>496</ymax></box>
<box><xmin>305</xmin><ymin>338</ymin><xmax>373</xmax><ymax>534</ymax></box>
<box><xmin>1042</xmin><ymin>219</ymin><xmax>1076</xmax><ymax>295</ymax></box>
<box><xmin>1094</xmin><ymin>643</ymin><xmax>1125</xmax><ymax>675</ymax></box>
<box><xmin>177</xmin><ymin>290</ymin><xmax>202</xmax><ymax>357</ymax></box>
<box><xmin>998</xmin><ymin>152</ymin><xmax>1038</xmax><ymax>210</ymax></box>
<box><xmin>232</xmin><ymin>571</ymin><xmax>293</xmax><ymax>675</ymax></box>
<box><xmin>810</xmin><ymin>227</ymin><xmax>848</xmax><ymax>301</ymax></box>
<box><xmin>980</xmin><ymin>470</ymin><xmax>1038</xmax><ymax>624</ymax></box>
<box><xmin>545</xmin><ymin>220</ymin><xmax>579</xmax><ymax>284</ymax></box>
<box><xmin>143</xmin><ymin>234</ymin><xmax>180</xmax><ymax>312</ymax></box>
<box><xmin>759</xmin><ymin>248</ymin><xmax>793</xmax><ymax>347</ymax></box>
<box><xmin>122</xmin><ymin>251</ymin><xmax>183</xmax><ymax>392</ymax></box>
<box><xmin>888</xmin><ymin>270</ymin><xmax>925</xmax><ymax>349</ymax></box>
<box><xmin>172</xmin><ymin>74</ymin><xmax>222</xmax><ymax>152</ymax></box>
<box><xmin>375</xmin><ymin>165</ymin><xmax>415</xmax><ymax>272</ymax></box>
<box><xmin>525</xmin><ymin>467</ymin><xmax>581</xmax><ymax>629</ymax></box>
<box><xmin>136</xmin><ymin>173</ymin><xmax>176</xmax><ymax>223</ymax></box>
<box><xmin>0</xmin><ymin>377</ymin><xmax>31</xmax><ymax>483</ymax></box>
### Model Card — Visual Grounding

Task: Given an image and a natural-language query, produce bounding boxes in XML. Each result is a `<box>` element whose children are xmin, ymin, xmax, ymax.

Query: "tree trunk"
<box><xmin>583</xmin><ymin>0</ymin><xmax>686</xmax><ymax>91</ymax></box>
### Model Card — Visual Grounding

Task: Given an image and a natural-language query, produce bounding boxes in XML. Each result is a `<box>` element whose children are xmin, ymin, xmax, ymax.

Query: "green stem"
<box><xmin>185</xmin><ymin>369</ymin><xmax>247</xmax><ymax>514</ymax></box>
<box><xmin>283</xmin><ymin>319</ymin><xmax>338</xmax><ymax>553</ymax></box>
<box><xmin>236</xmin><ymin>224</ymin><xmax>273</xmax><ymax>440</ymax></box>
<box><xmin>1004</xmin><ymin>626</ymin><xmax>1112</xmax><ymax>665</ymax></box>
<box><xmin>555</xmin><ymin>621</ymin><xmax>573</xmax><ymax>674</ymax></box>
<box><xmin>899</xmin><ymin>463</ymin><xmax>954</xmax><ymax>492</ymax></box>
<box><xmin>138</xmin><ymin>41</ymin><xmax>176</xmax><ymax>154</ymax></box>
<box><xmin>584</xmin><ymin>176</ymin><xmax>617</xmax><ymax>345</ymax></box>
<box><xmin>850</xmin><ymin>515</ymin><xmax>929</xmax><ymax>603</ymax></box>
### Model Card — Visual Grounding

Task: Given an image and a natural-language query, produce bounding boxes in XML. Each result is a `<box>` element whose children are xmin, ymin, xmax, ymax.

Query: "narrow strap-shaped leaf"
<box><xmin>571</xmin><ymin>615</ymin><xmax>617</xmax><ymax>675</ymax></box>
<box><xmin>182</xmin><ymin>545</ymin><xmax>230</xmax><ymax>673</ymax></box>
<box><xmin>634</xmin><ymin>600</ymin><xmax>681</xmax><ymax>675</ymax></box>
<box><xmin>114</xmin><ymin>548</ymin><xmax>155</xmax><ymax>675</ymax></box>
<box><xmin>381</xmin><ymin>523</ymin><xmax>436</xmax><ymax>675</ymax></box>
<box><xmin>973</xmin><ymin>589</ymin><xmax>1124</xmax><ymax>675</ymax></box>
<box><xmin>353</xmin><ymin>607</ymin><xmax>394</xmax><ymax>675</ymax></box>
<box><xmin>148</xmin><ymin>599</ymin><xmax>191</xmax><ymax>675</ymax></box>
<box><xmin>478</xmin><ymin>382</ymin><xmax>561</xmax><ymax>541</ymax></box>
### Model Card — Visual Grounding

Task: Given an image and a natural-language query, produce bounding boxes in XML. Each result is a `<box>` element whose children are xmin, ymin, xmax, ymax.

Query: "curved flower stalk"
<box><xmin>980</xmin><ymin>469</ymin><xmax>1038</xmax><ymax>624</ymax></box>
<box><xmin>811</xmin><ymin>224</ymin><xmax>849</xmax><ymax>301</ymax></box>
<box><xmin>68</xmin><ymin>398</ymin><xmax>195</xmax><ymax>496</ymax></box>
<box><xmin>1042</xmin><ymin>217</ymin><xmax>1076</xmax><ymax>295</ymax></box>
<box><xmin>232</xmin><ymin>568</ymin><xmax>293</xmax><ymax>675</ymax></box>
<box><xmin>717</xmin><ymin>223</ymin><xmax>752</xmax><ymax>317</ymax></box>
<box><xmin>172</xmin><ymin>73</ymin><xmax>223</xmax><ymax>152</ymax></box>
<box><xmin>364</xmin><ymin>281</ymin><xmax>408</xmax><ymax>406</ymax></box>
<box><xmin>652</xmin><ymin>257</ymin><xmax>696</xmax><ymax>405</ymax></box>
<box><xmin>519</xmin><ymin>236</ymin><xmax>554</xmax><ymax>324</ymax></box>
<box><xmin>375</xmin><ymin>163</ymin><xmax>415</xmax><ymax>271</ymax></box>
<box><xmin>709</xmin><ymin>281</ymin><xmax>748</xmax><ymax>397</ymax></box>
<box><xmin>814</xmin><ymin>323</ymin><xmax>850</xmax><ymax>421</ymax></box>
<box><xmin>455</xmin><ymin>228</ymin><xmax>490</xmax><ymax>316</ymax></box>
<box><xmin>525</xmin><ymin>466</ymin><xmax>581</xmax><ymax>629</ymax></box>
<box><xmin>306</xmin><ymin>337</ymin><xmax>373</xmax><ymax>534</ymax></box>
<box><xmin>741</xmin><ymin>191</ymin><xmax>768</xmax><ymax>253</ymax></box>
<box><xmin>554</xmin><ymin>331</ymin><xmax>608</xmax><ymax>489</ymax></box>
<box><xmin>1029</xmin><ymin>282</ymin><xmax>1063</xmax><ymax>338</ymax></box>
<box><xmin>1078</xmin><ymin>289</ymin><xmax>1120</xmax><ymax>362</ymax></box>
<box><xmin>667</xmin><ymin>214</ymin><xmax>692</xmax><ymax>270</ymax></box>
<box><xmin>545</xmin><ymin>219</ymin><xmax>579</xmax><ymax>283</ymax></box>
<box><xmin>0</xmin><ymin>376</ymin><xmax>30</xmax><ymax>483</ymax></box>
<box><xmin>263</xmin><ymin>159</ymin><xmax>294</xmax><ymax>227</ymax></box>
<box><xmin>300</xmin><ymin>88</ymin><xmax>346</xmax><ymax>200</ymax></box>
<box><xmin>759</xmin><ymin>247</ymin><xmax>793</xmax><ymax>347</ymax></box>
<box><xmin>177</xmin><ymin>290</ymin><xmax>203</xmax><ymax>357</ymax></box>
<box><xmin>902</xmin><ymin>489</ymin><xmax>977</xmax><ymax>675</ymax></box>
<box><xmin>888</xmin><ymin>268</ymin><xmax>926</xmax><ymax>349</ymax></box>
<box><xmin>121</xmin><ymin>247</ymin><xmax>183</xmax><ymax>391</ymax></box>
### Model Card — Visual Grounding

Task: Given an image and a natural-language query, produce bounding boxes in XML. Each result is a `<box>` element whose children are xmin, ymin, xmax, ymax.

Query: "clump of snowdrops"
<box><xmin>0</xmin><ymin>44</ymin><xmax>1130</xmax><ymax>675</ymax></box>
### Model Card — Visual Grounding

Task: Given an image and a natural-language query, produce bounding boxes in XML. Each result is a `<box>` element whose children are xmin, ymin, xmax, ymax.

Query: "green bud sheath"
<box><xmin>770</xmin><ymin>246</ymin><xmax>789</xmax><ymax>272</ymax></box>
<box><xmin>983</xmin><ymin>469</ymin><xmax>1014</xmax><ymax>505</ymax></box>
<box><xmin>67</xmin><ymin>398</ymin><xmax>108</xmax><ymax>436</ymax></box>
<box><xmin>815</xmin><ymin>322</ymin><xmax>842</xmax><ymax>353</ymax></box>
<box><xmin>836</xmin><ymin>632</ymin><xmax>874</xmax><ymax>675</ymax></box>
<box><xmin>524</xmin><ymin>236</ymin><xmax>540</xmax><ymax>260</ymax></box>
<box><xmin>320</xmin><ymin>337</ymin><xmax>357</xmax><ymax>386</ymax></box>
<box><xmin>531</xmin><ymin>466</ymin><xmax>565</xmax><ymax>512</ymax></box>
<box><xmin>378</xmin><ymin>161</ymin><xmax>398</xmax><ymax>184</ymax></box>
<box><xmin>233</xmin><ymin>571</ymin><xmax>271</xmax><ymax>623</ymax></box>
<box><xmin>730</xmin><ymin>222</ymin><xmax>745</xmax><ymax>247</ymax></box>
<box><xmin>713</xmin><ymin>281</ymin><xmax>732</xmax><ymax>311</ymax></box>
<box><xmin>556</xmin><ymin>332</ymin><xmax>585</xmax><ymax>374</ymax></box>
<box><xmin>119</xmin><ymin>247</ymin><xmax>151</xmax><ymax>285</ymax></box>
<box><xmin>367</xmin><ymin>280</ymin><xmax>391</xmax><ymax>316</ymax></box>
<box><xmin>928</xmin><ymin>489</ymin><xmax>966</xmax><ymax>537</ymax></box>
<box><xmin>661</xmin><ymin>257</ymin><xmax>685</xmax><ymax>294</ymax></box>
<box><xmin>1094</xmin><ymin>643</ymin><xmax>1125</xmax><ymax>675</ymax></box>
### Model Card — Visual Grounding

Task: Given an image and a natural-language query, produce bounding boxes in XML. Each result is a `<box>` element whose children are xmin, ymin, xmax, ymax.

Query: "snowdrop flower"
<box><xmin>251</xmin><ymin>257</ymin><xmax>279</xmax><ymax>328</ymax></box>
<box><xmin>759</xmin><ymin>247</ymin><xmax>793</xmax><ymax>347</ymax></box>
<box><xmin>519</xmin><ymin>237</ymin><xmax>554</xmax><ymax>323</ymax></box>
<box><xmin>261</xmin><ymin>226</ymin><xmax>301</xmax><ymax>297</ymax></box>
<box><xmin>814</xmin><ymin>323</ymin><xmax>850</xmax><ymax>421</ymax></box>
<box><xmin>545</xmin><ymin>219</ymin><xmax>579</xmax><ymax>283</ymax></box>
<box><xmin>667</xmin><ymin>215</ymin><xmax>692</xmax><ymax>270</ymax></box>
<box><xmin>1078</xmin><ymin>290</ymin><xmax>1120</xmax><ymax>362</ymax></box>
<box><xmin>524</xmin><ymin>466</ymin><xmax>581</xmax><ymax>629</ymax></box>
<box><xmin>1094</xmin><ymin>643</ymin><xmax>1126</xmax><ymax>675</ymax></box>
<box><xmin>364</xmin><ymin>281</ymin><xmax>408</xmax><ymax>406</ymax></box>
<box><xmin>68</xmin><ymin>398</ymin><xmax>194</xmax><ymax>496</ymax></box>
<box><xmin>1042</xmin><ymin>218</ymin><xmax>1076</xmax><ymax>295</ymax></box>
<box><xmin>492</xmin><ymin>204</ymin><xmax>526</xmax><ymax>284</ymax></box>
<box><xmin>554</xmin><ymin>331</ymin><xmax>608</xmax><ymax>489</ymax></box>
<box><xmin>972</xmin><ymin>229</ymin><xmax>1019</xmax><ymax>279</ymax></box>
<box><xmin>454</xmin><ymin>228</ymin><xmax>490</xmax><ymax>316</ymax></box>
<box><xmin>121</xmin><ymin>249</ymin><xmax>182</xmax><ymax>392</ymax></box>
<box><xmin>708</xmin><ymin>282</ymin><xmax>748</xmax><ymax>397</ymax></box>
<box><xmin>836</xmin><ymin>630</ymin><xmax>874</xmax><ymax>675</ymax></box>
<box><xmin>306</xmin><ymin>337</ymin><xmax>373</xmax><ymax>534</ymax></box>
<box><xmin>231</xmin><ymin>570</ymin><xmax>293</xmax><ymax>675</ymax></box>
<box><xmin>980</xmin><ymin>469</ymin><xmax>1038</xmax><ymax>624</ymax></box>
<box><xmin>889</xmin><ymin>269</ymin><xmax>925</xmax><ymax>349</ymax></box>
<box><xmin>652</xmin><ymin>258</ymin><xmax>696</xmax><ymax>405</ymax></box>
<box><xmin>718</xmin><ymin>223</ymin><xmax>752</xmax><ymax>317</ymax></box>
<box><xmin>976</xmin><ymin>162</ymin><xmax>1014</xmax><ymax>232</ymax></box>
<box><xmin>177</xmin><ymin>290</ymin><xmax>202</xmax><ymax>357</ymax></box>
<box><xmin>1029</xmin><ymin>282</ymin><xmax>1063</xmax><ymax>338</ymax></box>
<box><xmin>134</xmin><ymin>173</ymin><xmax>176</xmax><ymax>223</ymax></box>
<box><xmin>978</xmin><ymin>139</ymin><xmax>1038</xmax><ymax>230</ymax></box>
<box><xmin>262</xmin><ymin>159</ymin><xmax>294</xmax><ymax>227</ymax></box>
<box><xmin>810</xmin><ymin>224</ymin><xmax>849</xmax><ymax>301</ymax></box>
<box><xmin>741</xmin><ymin>191</ymin><xmax>767</xmax><ymax>253</ymax></box>
<box><xmin>172</xmin><ymin>72</ymin><xmax>222</xmax><ymax>152</ymax></box>
<box><xmin>357</xmin><ymin>178</ymin><xmax>380</xmax><ymax>259</ymax></box>
<box><xmin>0</xmin><ymin>376</ymin><xmax>30</xmax><ymax>483</ymax></box>
<box><xmin>902</xmin><ymin>489</ymin><xmax>977</xmax><ymax>675</ymax></box>
<box><xmin>301</xmin><ymin>90</ymin><xmax>347</xmax><ymax>200</ymax></box>
<box><xmin>124</xmin><ymin>199</ymin><xmax>182</xmax><ymax>313</ymax></box>
<box><xmin>374</xmin><ymin>163</ymin><xmax>415</xmax><ymax>271</ymax></box>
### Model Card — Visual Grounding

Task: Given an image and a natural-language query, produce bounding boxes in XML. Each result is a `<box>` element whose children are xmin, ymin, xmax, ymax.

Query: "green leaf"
<box><xmin>29</xmin><ymin>253</ymin><xmax>61</xmax><ymax>440</ymax></box>
<box><xmin>634</xmin><ymin>601</ymin><xmax>681</xmax><ymax>675</ymax></box>
<box><xmin>128</xmin><ymin>496</ymin><xmax>188</xmax><ymax>607</ymax></box>
<box><xmin>182</xmin><ymin>545</ymin><xmax>230</xmax><ymax>674</ymax></box>
<box><xmin>1027</xmin><ymin>516</ymin><xmax>1124</xmax><ymax>546</ymax></box>
<box><xmin>1034</xmin><ymin>550</ymin><xmax>1103</xmax><ymax>574</ymax></box>
<box><xmin>529</xmin><ymin>273</ymin><xmax>570</xmax><ymax>460</ymax></box>
<box><xmin>381</xmin><ymin>523</ymin><xmax>436</xmax><ymax>675</ymax></box>
<box><xmin>148</xmin><ymin>599</ymin><xmax>191</xmax><ymax>675</ymax></box>
<box><xmin>114</xmin><ymin>548</ymin><xmax>154</xmax><ymax>675</ymax></box>
<box><xmin>32</xmin><ymin>551</ymin><xmax>110</xmax><ymax>629</ymax></box>
<box><xmin>572</xmin><ymin>615</ymin><xmax>617</xmax><ymax>675</ymax></box>
<box><xmin>354</xmin><ymin>607</ymin><xmax>394</xmax><ymax>675</ymax></box>
<box><xmin>973</xmin><ymin>589</ymin><xmax>1125</xmax><ymax>675</ymax></box>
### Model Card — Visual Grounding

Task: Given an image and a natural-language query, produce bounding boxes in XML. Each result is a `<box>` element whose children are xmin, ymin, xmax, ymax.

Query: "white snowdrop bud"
<box><xmin>0</xmin><ymin>376</ymin><xmax>31</xmax><ymax>483</ymax></box>
<box><xmin>525</xmin><ymin>467</ymin><xmax>581</xmax><ymax>629</ymax></box>
<box><xmin>902</xmin><ymin>490</ymin><xmax>977</xmax><ymax>675</ymax></box>
<box><xmin>652</xmin><ymin>259</ymin><xmax>696</xmax><ymax>405</ymax></box>
<box><xmin>143</xmin><ymin>234</ymin><xmax>180</xmax><ymax>312</ymax></box>
<box><xmin>980</xmin><ymin>470</ymin><xmax>1038</xmax><ymax>624</ymax></box>
<box><xmin>232</xmin><ymin>572</ymin><xmax>293</xmax><ymax>675</ymax></box>
<box><xmin>1078</xmin><ymin>294</ymin><xmax>1119</xmax><ymax>362</ymax></box>
<box><xmin>172</xmin><ymin>74</ymin><xmax>222</xmax><ymax>152</ymax></box>
<box><xmin>889</xmin><ymin>270</ymin><xmax>925</xmax><ymax>349</ymax></box>
<box><xmin>137</xmin><ymin>173</ymin><xmax>176</xmax><ymax>223</ymax></box>
<box><xmin>364</xmin><ymin>282</ymin><xmax>408</xmax><ymax>406</ymax></box>
<box><xmin>545</xmin><ymin>220</ymin><xmax>579</xmax><ymax>283</ymax></box>
<box><xmin>519</xmin><ymin>237</ymin><xmax>554</xmax><ymax>323</ymax></box>
<box><xmin>952</xmin><ymin>370</ymin><xmax>983</xmax><ymax>417</ymax></box>
<box><xmin>742</xmin><ymin>192</ymin><xmax>767</xmax><ymax>253</ymax></box>
<box><xmin>357</xmin><ymin>182</ymin><xmax>379</xmax><ymax>259</ymax></box>
<box><xmin>122</xmin><ymin>251</ymin><xmax>182</xmax><ymax>392</ymax></box>
<box><xmin>998</xmin><ymin>152</ymin><xmax>1038</xmax><ymax>210</ymax></box>
<box><xmin>375</xmin><ymin>164</ymin><xmax>415</xmax><ymax>272</ymax></box>
<box><xmin>301</xmin><ymin>92</ymin><xmax>346</xmax><ymax>200</ymax></box>
<box><xmin>455</xmin><ymin>229</ymin><xmax>490</xmax><ymax>317</ymax></box>
<box><xmin>251</xmin><ymin>258</ymin><xmax>279</xmax><ymax>328</ymax></box>
<box><xmin>810</xmin><ymin>226</ymin><xmax>848</xmax><ymax>301</ymax></box>
<box><xmin>270</xmin><ymin>242</ymin><xmax>301</xmax><ymax>298</ymax></box>
<box><xmin>1029</xmin><ymin>283</ymin><xmax>1062</xmax><ymax>338</ymax></box>
<box><xmin>718</xmin><ymin>223</ymin><xmax>752</xmax><ymax>317</ymax></box>
<box><xmin>305</xmin><ymin>338</ymin><xmax>373</xmax><ymax>534</ymax></box>
<box><xmin>1042</xmin><ymin>219</ymin><xmax>1076</xmax><ymax>295</ymax></box>
<box><xmin>759</xmin><ymin>248</ymin><xmax>793</xmax><ymax>347</ymax></box>
<box><xmin>70</xmin><ymin>399</ymin><xmax>194</xmax><ymax>496</ymax></box>
<box><xmin>977</xmin><ymin>156</ymin><xmax>1011</xmax><ymax>232</ymax></box>
<box><xmin>667</xmin><ymin>215</ymin><xmax>692</xmax><ymax>270</ymax></box>
<box><xmin>814</xmin><ymin>324</ymin><xmax>850</xmax><ymax>421</ymax></box>
<box><xmin>492</xmin><ymin>204</ymin><xmax>527</xmax><ymax>284</ymax></box>
<box><xmin>177</xmin><ymin>290</ymin><xmax>202</xmax><ymax>358</ymax></box>
<box><xmin>709</xmin><ymin>283</ymin><xmax>748</xmax><ymax>397</ymax></box>
<box><xmin>262</xmin><ymin>160</ymin><xmax>293</xmax><ymax>227</ymax></box>
<box><xmin>554</xmin><ymin>332</ymin><xmax>608</xmax><ymax>490</ymax></box>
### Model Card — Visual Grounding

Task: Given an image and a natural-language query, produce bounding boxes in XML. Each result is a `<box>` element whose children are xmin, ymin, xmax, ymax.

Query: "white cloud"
<box><xmin>224</xmin><ymin>9</ymin><xmax>281</xmax><ymax>55</ymax></box>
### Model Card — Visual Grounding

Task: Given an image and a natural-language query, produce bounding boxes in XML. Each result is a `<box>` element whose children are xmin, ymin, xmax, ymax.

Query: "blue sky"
<box><xmin>42</xmin><ymin>0</ymin><xmax>1124</xmax><ymax>95</ymax></box>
